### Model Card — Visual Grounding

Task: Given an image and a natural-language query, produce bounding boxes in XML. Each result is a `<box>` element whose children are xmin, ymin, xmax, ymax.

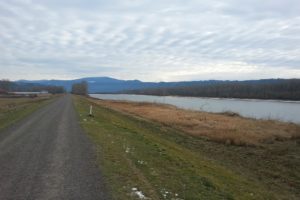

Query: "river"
<box><xmin>90</xmin><ymin>94</ymin><xmax>300</xmax><ymax>124</ymax></box>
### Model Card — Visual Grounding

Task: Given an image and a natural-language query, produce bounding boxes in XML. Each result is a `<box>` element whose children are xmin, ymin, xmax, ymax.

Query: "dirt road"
<box><xmin>0</xmin><ymin>95</ymin><xmax>110</xmax><ymax>199</ymax></box>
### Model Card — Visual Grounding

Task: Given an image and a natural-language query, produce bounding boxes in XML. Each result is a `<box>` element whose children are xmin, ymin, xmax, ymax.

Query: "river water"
<box><xmin>90</xmin><ymin>94</ymin><xmax>300</xmax><ymax>124</ymax></box>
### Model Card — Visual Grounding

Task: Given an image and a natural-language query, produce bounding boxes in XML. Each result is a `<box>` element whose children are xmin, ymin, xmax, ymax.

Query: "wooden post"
<box><xmin>89</xmin><ymin>105</ymin><xmax>93</xmax><ymax>117</ymax></box>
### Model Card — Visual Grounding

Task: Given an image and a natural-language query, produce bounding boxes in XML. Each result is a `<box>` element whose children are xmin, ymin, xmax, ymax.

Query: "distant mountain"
<box><xmin>16</xmin><ymin>77</ymin><xmax>214</xmax><ymax>93</ymax></box>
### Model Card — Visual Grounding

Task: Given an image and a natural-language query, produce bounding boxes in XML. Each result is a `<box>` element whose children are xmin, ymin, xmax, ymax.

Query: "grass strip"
<box><xmin>73</xmin><ymin>95</ymin><xmax>277</xmax><ymax>200</ymax></box>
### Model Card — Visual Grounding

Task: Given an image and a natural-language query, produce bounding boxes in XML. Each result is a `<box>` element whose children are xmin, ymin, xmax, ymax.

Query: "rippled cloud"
<box><xmin>0</xmin><ymin>0</ymin><xmax>299</xmax><ymax>81</ymax></box>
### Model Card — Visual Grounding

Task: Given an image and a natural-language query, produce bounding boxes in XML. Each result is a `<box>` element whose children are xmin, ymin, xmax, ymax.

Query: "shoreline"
<box><xmin>87</xmin><ymin>97</ymin><xmax>300</xmax><ymax>146</ymax></box>
<box><xmin>89</xmin><ymin>93</ymin><xmax>300</xmax><ymax>103</ymax></box>
<box><xmin>89</xmin><ymin>94</ymin><xmax>300</xmax><ymax>124</ymax></box>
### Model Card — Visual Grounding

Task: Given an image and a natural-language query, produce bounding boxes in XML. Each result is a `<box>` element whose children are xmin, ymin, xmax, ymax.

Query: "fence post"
<box><xmin>89</xmin><ymin>105</ymin><xmax>93</xmax><ymax>117</ymax></box>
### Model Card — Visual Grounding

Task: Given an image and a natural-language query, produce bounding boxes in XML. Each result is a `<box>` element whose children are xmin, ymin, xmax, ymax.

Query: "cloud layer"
<box><xmin>0</xmin><ymin>0</ymin><xmax>299</xmax><ymax>81</ymax></box>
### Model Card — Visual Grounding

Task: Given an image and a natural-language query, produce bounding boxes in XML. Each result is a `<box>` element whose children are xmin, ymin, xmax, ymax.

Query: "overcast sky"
<box><xmin>1</xmin><ymin>0</ymin><xmax>300</xmax><ymax>81</ymax></box>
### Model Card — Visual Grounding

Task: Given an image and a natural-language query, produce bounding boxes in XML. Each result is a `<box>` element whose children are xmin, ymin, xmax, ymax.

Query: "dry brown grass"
<box><xmin>0</xmin><ymin>97</ymin><xmax>51</xmax><ymax>112</ymax></box>
<box><xmin>89</xmin><ymin>99</ymin><xmax>300</xmax><ymax>146</ymax></box>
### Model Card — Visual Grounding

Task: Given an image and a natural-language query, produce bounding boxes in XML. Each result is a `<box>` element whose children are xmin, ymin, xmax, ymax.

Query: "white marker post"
<box><xmin>89</xmin><ymin>105</ymin><xmax>93</xmax><ymax>117</ymax></box>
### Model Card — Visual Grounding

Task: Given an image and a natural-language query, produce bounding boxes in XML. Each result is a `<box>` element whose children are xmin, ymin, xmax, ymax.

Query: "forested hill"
<box><xmin>122</xmin><ymin>79</ymin><xmax>300</xmax><ymax>100</ymax></box>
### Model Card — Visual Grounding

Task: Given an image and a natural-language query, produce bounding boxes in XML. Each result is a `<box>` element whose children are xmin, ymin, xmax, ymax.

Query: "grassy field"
<box><xmin>0</xmin><ymin>95</ymin><xmax>58</xmax><ymax>131</ymax></box>
<box><xmin>73</xmin><ymin>95</ymin><xmax>300</xmax><ymax>200</ymax></box>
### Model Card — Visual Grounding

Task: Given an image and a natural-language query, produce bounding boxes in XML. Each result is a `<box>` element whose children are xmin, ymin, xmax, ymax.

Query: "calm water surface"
<box><xmin>90</xmin><ymin>94</ymin><xmax>300</xmax><ymax>124</ymax></box>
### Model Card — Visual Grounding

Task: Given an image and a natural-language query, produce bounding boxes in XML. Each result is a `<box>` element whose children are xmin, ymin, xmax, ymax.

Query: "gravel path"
<box><xmin>0</xmin><ymin>95</ymin><xmax>110</xmax><ymax>200</ymax></box>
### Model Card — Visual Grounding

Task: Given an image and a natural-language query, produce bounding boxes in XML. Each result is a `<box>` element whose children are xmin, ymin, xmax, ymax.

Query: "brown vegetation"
<box><xmin>0</xmin><ymin>96</ymin><xmax>56</xmax><ymax>130</ymax></box>
<box><xmin>89</xmin><ymin>99</ymin><xmax>300</xmax><ymax>146</ymax></box>
<box><xmin>0</xmin><ymin>96</ymin><xmax>51</xmax><ymax>112</ymax></box>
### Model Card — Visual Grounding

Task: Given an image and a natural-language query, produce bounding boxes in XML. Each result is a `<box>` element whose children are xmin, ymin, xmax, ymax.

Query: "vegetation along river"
<box><xmin>90</xmin><ymin>94</ymin><xmax>300</xmax><ymax>124</ymax></box>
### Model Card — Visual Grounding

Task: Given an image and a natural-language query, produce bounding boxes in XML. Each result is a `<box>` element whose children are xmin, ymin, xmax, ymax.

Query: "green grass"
<box><xmin>0</xmin><ymin>96</ymin><xmax>57</xmax><ymax>131</ymax></box>
<box><xmin>73</xmin><ymin>95</ymin><xmax>287</xmax><ymax>200</ymax></box>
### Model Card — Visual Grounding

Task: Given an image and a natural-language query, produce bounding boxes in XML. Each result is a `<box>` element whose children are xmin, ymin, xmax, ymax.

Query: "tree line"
<box><xmin>0</xmin><ymin>79</ymin><xmax>65</xmax><ymax>94</ymax></box>
<box><xmin>1</xmin><ymin>79</ymin><xmax>89</xmax><ymax>95</ymax></box>
<box><xmin>124</xmin><ymin>79</ymin><xmax>300</xmax><ymax>100</ymax></box>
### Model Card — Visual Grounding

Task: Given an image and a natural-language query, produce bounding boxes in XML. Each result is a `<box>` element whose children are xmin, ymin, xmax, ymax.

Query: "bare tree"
<box><xmin>71</xmin><ymin>81</ymin><xmax>88</xmax><ymax>95</ymax></box>
<box><xmin>0</xmin><ymin>79</ymin><xmax>13</xmax><ymax>91</ymax></box>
